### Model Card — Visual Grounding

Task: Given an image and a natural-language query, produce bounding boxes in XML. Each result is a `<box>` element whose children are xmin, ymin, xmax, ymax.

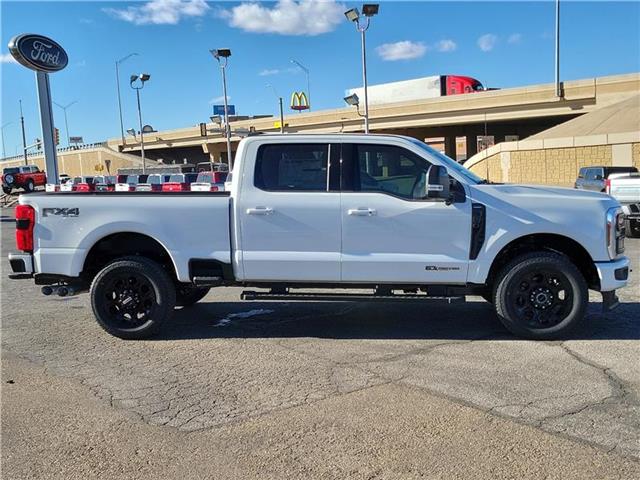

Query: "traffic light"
<box><xmin>54</xmin><ymin>127</ymin><xmax>60</xmax><ymax>146</ymax></box>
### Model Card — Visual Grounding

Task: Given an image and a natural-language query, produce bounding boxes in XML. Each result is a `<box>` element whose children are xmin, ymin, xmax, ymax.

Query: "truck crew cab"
<box><xmin>8</xmin><ymin>134</ymin><xmax>629</xmax><ymax>340</ymax></box>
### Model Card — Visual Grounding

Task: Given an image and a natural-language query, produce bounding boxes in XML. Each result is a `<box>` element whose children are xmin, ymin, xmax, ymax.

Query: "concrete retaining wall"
<box><xmin>1</xmin><ymin>147</ymin><xmax>143</xmax><ymax>178</ymax></box>
<box><xmin>466</xmin><ymin>132</ymin><xmax>640</xmax><ymax>186</ymax></box>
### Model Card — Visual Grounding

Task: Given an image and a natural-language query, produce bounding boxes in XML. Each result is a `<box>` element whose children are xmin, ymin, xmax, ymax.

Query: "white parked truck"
<box><xmin>8</xmin><ymin>134</ymin><xmax>629</xmax><ymax>340</ymax></box>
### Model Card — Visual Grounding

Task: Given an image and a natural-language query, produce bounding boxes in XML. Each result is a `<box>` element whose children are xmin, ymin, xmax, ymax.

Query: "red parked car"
<box><xmin>1</xmin><ymin>165</ymin><xmax>47</xmax><ymax>194</ymax></box>
<box><xmin>161</xmin><ymin>173</ymin><xmax>198</xmax><ymax>192</ymax></box>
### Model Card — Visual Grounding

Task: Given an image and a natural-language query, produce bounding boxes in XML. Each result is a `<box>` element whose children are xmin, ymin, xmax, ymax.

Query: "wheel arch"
<box><xmin>81</xmin><ymin>232</ymin><xmax>179</xmax><ymax>285</ymax></box>
<box><xmin>485</xmin><ymin>233</ymin><xmax>599</xmax><ymax>291</ymax></box>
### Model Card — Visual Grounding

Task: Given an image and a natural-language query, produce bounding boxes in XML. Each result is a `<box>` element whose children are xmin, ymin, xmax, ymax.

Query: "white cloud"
<box><xmin>376</xmin><ymin>41</ymin><xmax>427</xmax><ymax>61</ymax></box>
<box><xmin>104</xmin><ymin>0</ymin><xmax>209</xmax><ymax>26</ymax></box>
<box><xmin>508</xmin><ymin>33</ymin><xmax>522</xmax><ymax>44</ymax></box>
<box><xmin>259</xmin><ymin>69</ymin><xmax>281</xmax><ymax>76</ymax></box>
<box><xmin>209</xmin><ymin>96</ymin><xmax>231</xmax><ymax>105</ymax></box>
<box><xmin>477</xmin><ymin>33</ymin><xmax>498</xmax><ymax>52</ymax></box>
<box><xmin>218</xmin><ymin>0</ymin><xmax>345</xmax><ymax>36</ymax></box>
<box><xmin>0</xmin><ymin>53</ymin><xmax>17</xmax><ymax>64</ymax></box>
<box><xmin>434</xmin><ymin>39</ymin><xmax>457</xmax><ymax>52</ymax></box>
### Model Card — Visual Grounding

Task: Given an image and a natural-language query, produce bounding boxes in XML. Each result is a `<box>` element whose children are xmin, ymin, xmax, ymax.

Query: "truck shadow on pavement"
<box><xmin>157</xmin><ymin>300</ymin><xmax>640</xmax><ymax>341</ymax></box>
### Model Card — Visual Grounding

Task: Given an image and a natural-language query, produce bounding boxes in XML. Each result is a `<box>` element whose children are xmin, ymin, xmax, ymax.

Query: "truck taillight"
<box><xmin>604</xmin><ymin>178</ymin><xmax>611</xmax><ymax>194</ymax></box>
<box><xmin>76</xmin><ymin>183</ymin><xmax>91</xmax><ymax>192</ymax></box>
<box><xmin>210</xmin><ymin>185</ymin><xmax>219</xmax><ymax>192</ymax></box>
<box><xmin>15</xmin><ymin>204</ymin><xmax>35</xmax><ymax>252</ymax></box>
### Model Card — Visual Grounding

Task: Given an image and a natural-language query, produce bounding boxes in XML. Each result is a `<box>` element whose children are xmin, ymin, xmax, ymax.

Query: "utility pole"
<box><xmin>555</xmin><ymin>0</ymin><xmax>562</xmax><ymax>98</ymax></box>
<box><xmin>19</xmin><ymin>99</ymin><xmax>28</xmax><ymax>165</ymax></box>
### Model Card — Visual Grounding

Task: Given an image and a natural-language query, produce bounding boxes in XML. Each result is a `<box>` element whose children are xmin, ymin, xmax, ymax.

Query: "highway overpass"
<box><xmin>111</xmin><ymin>73</ymin><xmax>640</xmax><ymax>164</ymax></box>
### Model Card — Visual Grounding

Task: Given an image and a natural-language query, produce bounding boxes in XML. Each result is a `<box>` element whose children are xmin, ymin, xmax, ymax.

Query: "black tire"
<box><xmin>90</xmin><ymin>256</ymin><xmax>176</xmax><ymax>339</ymax></box>
<box><xmin>25</xmin><ymin>180</ymin><xmax>35</xmax><ymax>192</ymax></box>
<box><xmin>175</xmin><ymin>284</ymin><xmax>210</xmax><ymax>307</ymax></box>
<box><xmin>2</xmin><ymin>186</ymin><xmax>11</xmax><ymax>195</ymax></box>
<box><xmin>493</xmin><ymin>251</ymin><xmax>588</xmax><ymax>340</ymax></box>
<box><xmin>481</xmin><ymin>293</ymin><xmax>493</xmax><ymax>304</ymax></box>
<box><xmin>625</xmin><ymin>218</ymin><xmax>640</xmax><ymax>238</ymax></box>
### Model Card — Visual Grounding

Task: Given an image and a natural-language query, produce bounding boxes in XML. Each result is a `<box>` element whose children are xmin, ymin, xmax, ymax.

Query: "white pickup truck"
<box><xmin>8</xmin><ymin>134</ymin><xmax>630</xmax><ymax>340</ymax></box>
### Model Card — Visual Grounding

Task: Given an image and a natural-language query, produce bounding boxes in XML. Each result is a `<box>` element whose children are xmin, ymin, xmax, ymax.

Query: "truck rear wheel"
<box><xmin>90</xmin><ymin>257</ymin><xmax>176</xmax><ymax>339</ymax></box>
<box><xmin>2</xmin><ymin>186</ymin><xmax>11</xmax><ymax>195</ymax></box>
<box><xmin>493</xmin><ymin>251</ymin><xmax>588</xmax><ymax>340</ymax></box>
<box><xmin>25</xmin><ymin>179</ymin><xmax>35</xmax><ymax>192</ymax></box>
<box><xmin>175</xmin><ymin>284</ymin><xmax>210</xmax><ymax>307</ymax></box>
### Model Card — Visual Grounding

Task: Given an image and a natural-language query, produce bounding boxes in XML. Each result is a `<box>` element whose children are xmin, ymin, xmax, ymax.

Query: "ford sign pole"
<box><xmin>8</xmin><ymin>34</ymin><xmax>69</xmax><ymax>185</ymax></box>
<box><xmin>35</xmin><ymin>72</ymin><xmax>58</xmax><ymax>181</ymax></box>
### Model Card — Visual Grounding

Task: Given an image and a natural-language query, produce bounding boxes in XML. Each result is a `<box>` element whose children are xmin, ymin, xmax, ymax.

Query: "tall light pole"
<box><xmin>1</xmin><ymin>122</ymin><xmax>12</xmax><ymax>159</ymax></box>
<box><xmin>266</xmin><ymin>84</ymin><xmax>285</xmax><ymax>133</ymax></box>
<box><xmin>345</xmin><ymin>4</ymin><xmax>379</xmax><ymax>134</ymax></box>
<box><xmin>116</xmin><ymin>53</ymin><xmax>138</xmax><ymax>147</ymax></box>
<box><xmin>210</xmin><ymin>48</ymin><xmax>234</xmax><ymax>169</ymax></box>
<box><xmin>53</xmin><ymin>100</ymin><xmax>77</xmax><ymax>147</ymax></box>
<box><xmin>130</xmin><ymin>73</ymin><xmax>150</xmax><ymax>174</ymax></box>
<box><xmin>290</xmin><ymin>59</ymin><xmax>311</xmax><ymax>110</ymax></box>
<box><xmin>19</xmin><ymin>100</ymin><xmax>28</xmax><ymax>165</ymax></box>
<box><xmin>554</xmin><ymin>0</ymin><xmax>562</xmax><ymax>98</ymax></box>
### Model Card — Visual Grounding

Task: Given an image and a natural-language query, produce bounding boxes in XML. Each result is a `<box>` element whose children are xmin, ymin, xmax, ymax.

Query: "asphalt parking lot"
<box><xmin>1</xmin><ymin>207</ymin><xmax>639</xmax><ymax>479</ymax></box>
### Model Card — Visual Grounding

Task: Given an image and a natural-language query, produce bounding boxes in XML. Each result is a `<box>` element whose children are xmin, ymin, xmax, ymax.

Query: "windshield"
<box><xmin>168</xmin><ymin>174</ymin><xmax>184</xmax><ymax>183</ymax></box>
<box><xmin>406</xmin><ymin>137</ymin><xmax>484</xmax><ymax>184</ymax></box>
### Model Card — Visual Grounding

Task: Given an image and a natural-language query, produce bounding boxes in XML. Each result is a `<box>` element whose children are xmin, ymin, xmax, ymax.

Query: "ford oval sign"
<box><xmin>8</xmin><ymin>34</ymin><xmax>68</xmax><ymax>73</ymax></box>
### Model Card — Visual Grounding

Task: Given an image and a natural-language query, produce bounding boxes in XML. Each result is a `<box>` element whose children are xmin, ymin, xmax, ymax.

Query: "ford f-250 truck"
<box><xmin>8</xmin><ymin>134</ymin><xmax>630</xmax><ymax>340</ymax></box>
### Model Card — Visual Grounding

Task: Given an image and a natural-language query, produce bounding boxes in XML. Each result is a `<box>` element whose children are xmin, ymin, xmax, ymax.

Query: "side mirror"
<box><xmin>426</xmin><ymin>165</ymin><xmax>451</xmax><ymax>200</ymax></box>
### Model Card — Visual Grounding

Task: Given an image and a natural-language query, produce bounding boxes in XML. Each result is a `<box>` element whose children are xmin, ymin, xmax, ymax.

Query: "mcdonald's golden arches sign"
<box><xmin>290</xmin><ymin>91</ymin><xmax>310</xmax><ymax>111</ymax></box>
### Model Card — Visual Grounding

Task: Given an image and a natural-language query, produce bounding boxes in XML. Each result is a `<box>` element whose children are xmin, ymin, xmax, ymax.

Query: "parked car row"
<box><xmin>48</xmin><ymin>172</ymin><xmax>229</xmax><ymax>193</ymax></box>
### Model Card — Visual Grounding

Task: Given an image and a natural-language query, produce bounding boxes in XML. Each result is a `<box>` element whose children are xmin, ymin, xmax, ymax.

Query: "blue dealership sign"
<box><xmin>8</xmin><ymin>33</ymin><xmax>68</xmax><ymax>73</ymax></box>
<box><xmin>213</xmin><ymin>104</ymin><xmax>235</xmax><ymax>116</ymax></box>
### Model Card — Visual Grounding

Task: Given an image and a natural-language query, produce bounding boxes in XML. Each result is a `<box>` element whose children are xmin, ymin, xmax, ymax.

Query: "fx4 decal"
<box><xmin>42</xmin><ymin>207</ymin><xmax>79</xmax><ymax>217</ymax></box>
<box><xmin>425</xmin><ymin>265</ymin><xmax>460</xmax><ymax>271</ymax></box>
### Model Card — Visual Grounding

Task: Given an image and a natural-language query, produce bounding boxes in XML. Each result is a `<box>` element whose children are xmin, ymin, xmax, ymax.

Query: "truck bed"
<box><xmin>609</xmin><ymin>173</ymin><xmax>640</xmax><ymax>204</ymax></box>
<box><xmin>19</xmin><ymin>191</ymin><xmax>231</xmax><ymax>282</ymax></box>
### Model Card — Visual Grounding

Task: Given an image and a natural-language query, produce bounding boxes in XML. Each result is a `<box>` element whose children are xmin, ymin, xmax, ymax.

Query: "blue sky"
<box><xmin>1</xmin><ymin>0</ymin><xmax>639</xmax><ymax>156</ymax></box>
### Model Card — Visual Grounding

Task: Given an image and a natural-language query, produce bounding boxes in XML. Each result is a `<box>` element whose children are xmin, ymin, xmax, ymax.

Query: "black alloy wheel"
<box><xmin>90</xmin><ymin>257</ymin><xmax>175</xmax><ymax>339</ymax></box>
<box><xmin>494</xmin><ymin>251</ymin><xmax>588</xmax><ymax>339</ymax></box>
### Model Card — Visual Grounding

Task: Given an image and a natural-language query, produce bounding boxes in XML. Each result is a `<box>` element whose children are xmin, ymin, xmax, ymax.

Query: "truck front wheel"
<box><xmin>493</xmin><ymin>251</ymin><xmax>588</xmax><ymax>340</ymax></box>
<box><xmin>90</xmin><ymin>257</ymin><xmax>176</xmax><ymax>339</ymax></box>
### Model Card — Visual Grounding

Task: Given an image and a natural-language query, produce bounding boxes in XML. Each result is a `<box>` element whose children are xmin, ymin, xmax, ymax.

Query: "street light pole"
<box><xmin>1</xmin><ymin>122</ymin><xmax>12</xmax><ymax>159</ymax></box>
<box><xmin>345</xmin><ymin>5</ymin><xmax>379</xmax><ymax>134</ymax></box>
<box><xmin>554</xmin><ymin>0</ymin><xmax>562</xmax><ymax>98</ymax></box>
<box><xmin>19</xmin><ymin>99</ymin><xmax>28</xmax><ymax>165</ymax></box>
<box><xmin>267</xmin><ymin>84</ymin><xmax>285</xmax><ymax>133</ymax></box>
<box><xmin>53</xmin><ymin>100</ymin><xmax>77</xmax><ymax>147</ymax></box>
<box><xmin>360</xmin><ymin>27</ymin><xmax>369</xmax><ymax>134</ymax></box>
<box><xmin>211</xmin><ymin>49</ymin><xmax>234</xmax><ymax>169</ymax></box>
<box><xmin>116</xmin><ymin>53</ymin><xmax>138</xmax><ymax>147</ymax></box>
<box><xmin>290</xmin><ymin>59</ymin><xmax>311</xmax><ymax>110</ymax></box>
<box><xmin>130</xmin><ymin>73</ymin><xmax>150</xmax><ymax>174</ymax></box>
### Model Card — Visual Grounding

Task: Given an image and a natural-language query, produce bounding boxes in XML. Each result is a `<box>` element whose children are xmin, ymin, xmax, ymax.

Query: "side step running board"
<box><xmin>193</xmin><ymin>276</ymin><xmax>223</xmax><ymax>287</ymax></box>
<box><xmin>241</xmin><ymin>290</ymin><xmax>465</xmax><ymax>303</ymax></box>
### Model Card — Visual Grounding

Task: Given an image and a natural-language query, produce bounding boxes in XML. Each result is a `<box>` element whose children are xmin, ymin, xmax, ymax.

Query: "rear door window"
<box><xmin>255</xmin><ymin>144</ymin><xmax>329</xmax><ymax>191</ymax></box>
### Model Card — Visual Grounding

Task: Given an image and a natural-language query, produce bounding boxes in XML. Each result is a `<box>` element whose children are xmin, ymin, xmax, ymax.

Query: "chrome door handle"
<box><xmin>348</xmin><ymin>208</ymin><xmax>377</xmax><ymax>216</ymax></box>
<box><xmin>246</xmin><ymin>207</ymin><xmax>274</xmax><ymax>215</ymax></box>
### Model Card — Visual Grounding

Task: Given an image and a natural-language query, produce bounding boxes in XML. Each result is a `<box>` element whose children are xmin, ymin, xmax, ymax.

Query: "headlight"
<box><xmin>4</xmin><ymin>174</ymin><xmax>14</xmax><ymax>184</ymax></box>
<box><xmin>606</xmin><ymin>207</ymin><xmax>625</xmax><ymax>259</ymax></box>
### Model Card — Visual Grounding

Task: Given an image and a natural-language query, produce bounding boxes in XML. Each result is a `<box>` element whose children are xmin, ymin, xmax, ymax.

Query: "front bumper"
<box><xmin>8</xmin><ymin>253</ymin><xmax>34</xmax><ymax>279</ymax></box>
<box><xmin>595</xmin><ymin>256</ymin><xmax>630</xmax><ymax>292</ymax></box>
